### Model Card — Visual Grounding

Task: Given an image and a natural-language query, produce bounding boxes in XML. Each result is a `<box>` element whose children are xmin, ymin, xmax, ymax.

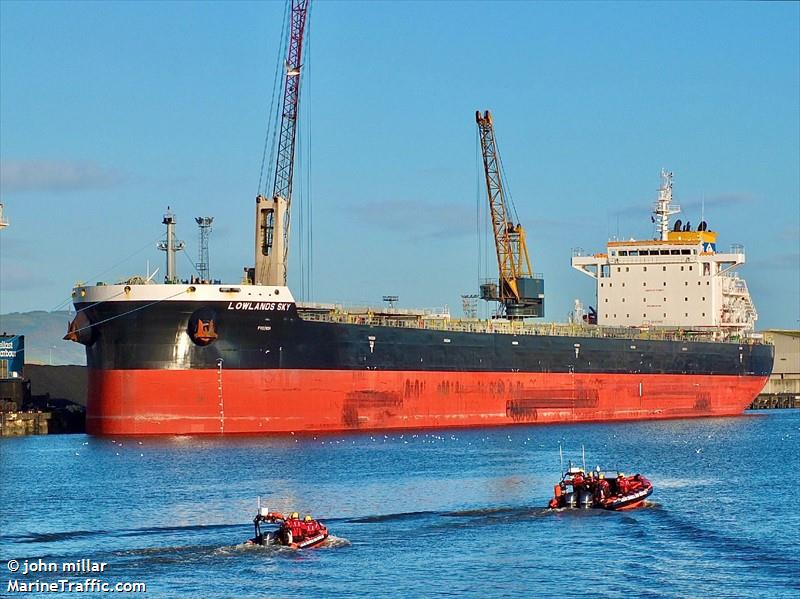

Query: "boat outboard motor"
<box><xmin>578</xmin><ymin>488</ymin><xmax>593</xmax><ymax>508</ymax></box>
<box><xmin>563</xmin><ymin>491</ymin><xmax>577</xmax><ymax>508</ymax></box>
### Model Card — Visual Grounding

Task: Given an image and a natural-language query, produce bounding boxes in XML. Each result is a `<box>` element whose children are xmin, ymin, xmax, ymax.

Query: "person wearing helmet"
<box><xmin>290</xmin><ymin>512</ymin><xmax>306</xmax><ymax>543</ymax></box>
<box><xmin>302</xmin><ymin>514</ymin><xmax>319</xmax><ymax>535</ymax></box>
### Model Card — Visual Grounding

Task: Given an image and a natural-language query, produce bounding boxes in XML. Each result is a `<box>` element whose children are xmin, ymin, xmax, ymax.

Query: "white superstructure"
<box><xmin>572</xmin><ymin>170</ymin><xmax>757</xmax><ymax>332</ymax></box>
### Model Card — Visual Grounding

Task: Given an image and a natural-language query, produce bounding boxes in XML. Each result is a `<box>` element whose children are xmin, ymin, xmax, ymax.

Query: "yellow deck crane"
<box><xmin>476</xmin><ymin>110</ymin><xmax>544</xmax><ymax>319</ymax></box>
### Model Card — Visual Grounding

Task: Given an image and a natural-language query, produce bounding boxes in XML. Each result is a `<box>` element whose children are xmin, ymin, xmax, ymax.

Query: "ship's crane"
<box><xmin>253</xmin><ymin>0</ymin><xmax>310</xmax><ymax>286</ymax></box>
<box><xmin>475</xmin><ymin>110</ymin><xmax>544</xmax><ymax>319</ymax></box>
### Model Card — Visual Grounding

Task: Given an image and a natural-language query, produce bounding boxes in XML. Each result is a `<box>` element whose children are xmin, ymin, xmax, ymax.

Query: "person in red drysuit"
<box><xmin>617</xmin><ymin>473</ymin><xmax>630</xmax><ymax>495</ymax></box>
<box><xmin>595</xmin><ymin>473</ymin><xmax>610</xmax><ymax>502</ymax></box>
<box><xmin>302</xmin><ymin>514</ymin><xmax>319</xmax><ymax>536</ymax></box>
<box><xmin>284</xmin><ymin>512</ymin><xmax>304</xmax><ymax>541</ymax></box>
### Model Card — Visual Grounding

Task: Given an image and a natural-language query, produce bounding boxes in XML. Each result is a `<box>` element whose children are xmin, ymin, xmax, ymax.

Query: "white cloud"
<box><xmin>0</xmin><ymin>160</ymin><xmax>124</xmax><ymax>193</ymax></box>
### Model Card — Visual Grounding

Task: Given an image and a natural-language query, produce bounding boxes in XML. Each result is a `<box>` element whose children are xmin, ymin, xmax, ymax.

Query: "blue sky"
<box><xmin>1</xmin><ymin>1</ymin><xmax>798</xmax><ymax>329</ymax></box>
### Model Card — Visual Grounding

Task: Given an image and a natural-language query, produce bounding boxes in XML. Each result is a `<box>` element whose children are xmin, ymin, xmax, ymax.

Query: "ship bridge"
<box><xmin>571</xmin><ymin>171</ymin><xmax>757</xmax><ymax>333</ymax></box>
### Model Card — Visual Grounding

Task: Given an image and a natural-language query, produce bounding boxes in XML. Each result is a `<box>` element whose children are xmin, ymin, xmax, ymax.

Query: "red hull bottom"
<box><xmin>86</xmin><ymin>369</ymin><xmax>768</xmax><ymax>435</ymax></box>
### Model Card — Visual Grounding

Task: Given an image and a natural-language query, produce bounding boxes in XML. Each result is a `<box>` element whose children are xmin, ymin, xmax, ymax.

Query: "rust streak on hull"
<box><xmin>86</xmin><ymin>369</ymin><xmax>768</xmax><ymax>435</ymax></box>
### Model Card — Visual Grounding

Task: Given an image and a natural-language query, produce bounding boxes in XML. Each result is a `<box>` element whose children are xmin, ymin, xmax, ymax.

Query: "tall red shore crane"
<box><xmin>476</xmin><ymin>110</ymin><xmax>544</xmax><ymax>319</ymax></box>
<box><xmin>253</xmin><ymin>0</ymin><xmax>310</xmax><ymax>286</ymax></box>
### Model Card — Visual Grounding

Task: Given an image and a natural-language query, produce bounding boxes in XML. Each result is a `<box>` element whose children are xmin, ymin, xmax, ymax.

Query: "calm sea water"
<box><xmin>1</xmin><ymin>411</ymin><xmax>798</xmax><ymax>598</ymax></box>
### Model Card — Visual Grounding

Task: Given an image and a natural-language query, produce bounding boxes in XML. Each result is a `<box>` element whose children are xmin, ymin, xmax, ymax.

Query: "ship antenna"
<box><xmin>701</xmin><ymin>191</ymin><xmax>705</xmax><ymax>225</ymax></box>
<box><xmin>653</xmin><ymin>169</ymin><xmax>680</xmax><ymax>241</ymax></box>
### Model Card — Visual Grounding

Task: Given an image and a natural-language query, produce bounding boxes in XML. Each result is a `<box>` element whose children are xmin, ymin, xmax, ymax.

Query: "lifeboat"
<box><xmin>549</xmin><ymin>465</ymin><xmax>653</xmax><ymax>511</ymax></box>
<box><xmin>247</xmin><ymin>506</ymin><xmax>329</xmax><ymax>549</ymax></box>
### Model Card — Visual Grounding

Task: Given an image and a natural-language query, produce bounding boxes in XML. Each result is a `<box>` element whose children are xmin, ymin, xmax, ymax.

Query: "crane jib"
<box><xmin>254</xmin><ymin>0</ymin><xmax>310</xmax><ymax>287</ymax></box>
<box><xmin>476</xmin><ymin>110</ymin><xmax>545</xmax><ymax>319</ymax></box>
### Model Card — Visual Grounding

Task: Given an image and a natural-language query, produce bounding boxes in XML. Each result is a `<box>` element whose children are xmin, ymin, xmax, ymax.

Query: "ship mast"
<box><xmin>476</xmin><ymin>110</ymin><xmax>544</xmax><ymax>319</ymax></box>
<box><xmin>653</xmin><ymin>169</ymin><xmax>680</xmax><ymax>241</ymax></box>
<box><xmin>158</xmin><ymin>208</ymin><xmax>184</xmax><ymax>284</ymax></box>
<box><xmin>253</xmin><ymin>0</ymin><xmax>310</xmax><ymax>286</ymax></box>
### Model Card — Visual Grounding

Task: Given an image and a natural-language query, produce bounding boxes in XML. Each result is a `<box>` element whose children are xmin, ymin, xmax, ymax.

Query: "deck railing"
<box><xmin>298</xmin><ymin>309</ymin><xmax>760</xmax><ymax>344</ymax></box>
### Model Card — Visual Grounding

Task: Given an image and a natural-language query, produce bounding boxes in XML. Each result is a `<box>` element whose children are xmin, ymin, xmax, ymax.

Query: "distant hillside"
<box><xmin>0</xmin><ymin>311</ymin><xmax>86</xmax><ymax>365</ymax></box>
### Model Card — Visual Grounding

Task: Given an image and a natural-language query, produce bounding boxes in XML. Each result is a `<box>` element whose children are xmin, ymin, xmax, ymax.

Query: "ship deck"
<box><xmin>296</xmin><ymin>304</ymin><xmax>761</xmax><ymax>344</ymax></box>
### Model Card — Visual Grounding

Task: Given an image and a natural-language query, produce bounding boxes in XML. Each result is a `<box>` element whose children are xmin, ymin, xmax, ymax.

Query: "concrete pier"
<box><xmin>750</xmin><ymin>330</ymin><xmax>799</xmax><ymax>410</ymax></box>
<box><xmin>0</xmin><ymin>403</ymin><xmax>51</xmax><ymax>436</ymax></box>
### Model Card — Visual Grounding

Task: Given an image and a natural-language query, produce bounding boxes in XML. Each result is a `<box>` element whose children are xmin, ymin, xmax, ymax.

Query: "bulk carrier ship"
<box><xmin>65</xmin><ymin>0</ymin><xmax>772</xmax><ymax>435</ymax></box>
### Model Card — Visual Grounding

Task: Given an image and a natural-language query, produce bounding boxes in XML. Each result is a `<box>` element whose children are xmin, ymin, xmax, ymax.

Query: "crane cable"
<box><xmin>494</xmin><ymin>136</ymin><xmax>521</xmax><ymax>225</ymax></box>
<box><xmin>69</xmin><ymin>289</ymin><xmax>191</xmax><ymax>335</ymax></box>
<box><xmin>50</xmin><ymin>236</ymin><xmax>164</xmax><ymax>312</ymax></box>
<box><xmin>257</xmin><ymin>0</ymin><xmax>291</xmax><ymax>196</ymax></box>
